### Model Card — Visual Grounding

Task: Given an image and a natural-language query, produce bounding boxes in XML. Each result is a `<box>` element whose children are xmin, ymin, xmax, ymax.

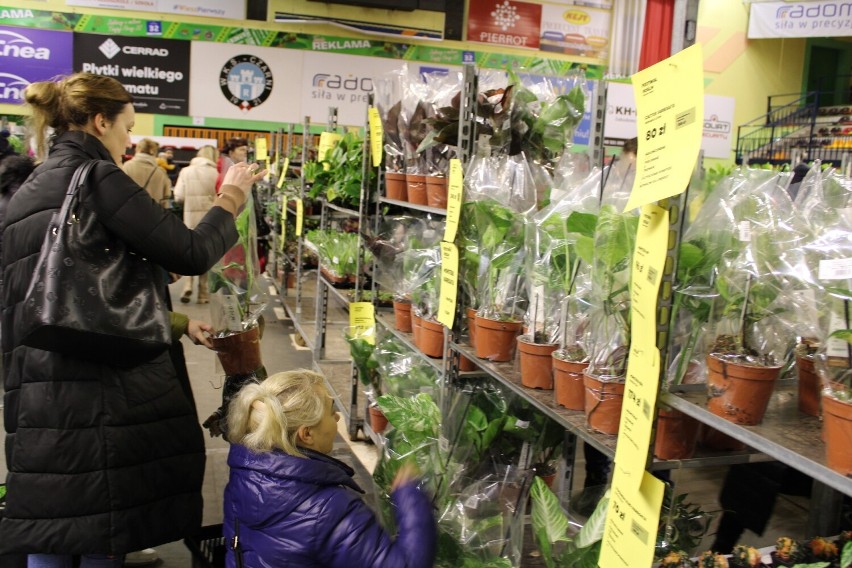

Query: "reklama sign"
<box><xmin>73</xmin><ymin>33</ymin><xmax>190</xmax><ymax>115</ymax></box>
<box><xmin>467</xmin><ymin>0</ymin><xmax>542</xmax><ymax>50</ymax></box>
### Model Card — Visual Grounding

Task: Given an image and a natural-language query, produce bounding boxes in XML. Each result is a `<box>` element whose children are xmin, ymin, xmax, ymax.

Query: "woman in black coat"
<box><xmin>0</xmin><ymin>73</ymin><xmax>266</xmax><ymax>565</ymax></box>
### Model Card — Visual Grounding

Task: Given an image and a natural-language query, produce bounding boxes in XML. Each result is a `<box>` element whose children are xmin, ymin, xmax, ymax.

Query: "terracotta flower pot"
<box><xmin>411</xmin><ymin>312</ymin><xmax>422</xmax><ymax>346</ymax></box>
<box><xmin>385</xmin><ymin>171</ymin><xmax>407</xmax><ymax>201</ymax></box>
<box><xmin>369</xmin><ymin>405</ymin><xmax>389</xmax><ymax>434</ymax></box>
<box><xmin>583</xmin><ymin>372</ymin><xmax>625</xmax><ymax>435</ymax></box>
<box><xmin>393</xmin><ymin>300</ymin><xmax>413</xmax><ymax>333</ymax></box>
<box><xmin>209</xmin><ymin>325</ymin><xmax>263</xmax><ymax>376</ymax></box>
<box><xmin>466</xmin><ymin>307</ymin><xmax>477</xmax><ymax>349</ymax></box>
<box><xmin>320</xmin><ymin>266</ymin><xmax>348</xmax><ymax>286</ymax></box>
<box><xmin>459</xmin><ymin>355</ymin><xmax>478</xmax><ymax>372</ymax></box>
<box><xmin>406</xmin><ymin>174</ymin><xmax>428</xmax><ymax>205</ymax></box>
<box><xmin>417</xmin><ymin>317</ymin><xmax>444</xmax><ymax>358</ymax></box>
<box><xmin>706</xmin><ymin>354</ymin><xmax>781</xmax><ymax>425</ymax></box>
<box><xmin>553</xmin><ymin>355</ymin><xmax>588</xmax><ymax>411</ymax></box>
<box><xmin>425</xmin><ymin>175</ymin><xmax>448</xmax><ymax>209</ymax></box>
<box><xmin>823</xmin><ymin>394</ymin><xmax>852</xmax><ymax>475</ymax></box>
<box><xmin>517</xmin><ymin>335</ymin><xmax>558</xmax><ymax>389</ymax></box>
<box><xmin>796</xmin><ymin>355</ymin><xmax>820</xmax><ymax>417</ymax></box>
<box><xmin>474</xmin><ymin>316</ymin><xmax>522</xmax><ymax>362</ymax></box>
<box><xmin>285</xmin><ymin>272</ymin><xmax>296</xmax><ymax>289</ymax></box>
<box><xmin>654</xmin><ymin>408</ymin><xmax>700</xmax><ymax>460</ymax></box>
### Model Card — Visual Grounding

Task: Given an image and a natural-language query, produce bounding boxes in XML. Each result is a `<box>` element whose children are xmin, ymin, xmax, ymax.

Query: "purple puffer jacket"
<box><xmin>223</xmin><ymin>444</ymin><xmax>437</xmax><ymax>568</ymax></box>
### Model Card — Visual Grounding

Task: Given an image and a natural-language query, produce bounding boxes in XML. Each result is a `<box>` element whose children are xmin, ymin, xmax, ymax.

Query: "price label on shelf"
<box><xmin>277</xmin><ymin>157</ymin><xmax>290</xmax><ymax>189</ymax></box>
<box><xmin>349</xmin><ymin>302</ymin><xmax>376</xmax><ymax>345</ymax></box>
<box><xmin>437</xmin><ymin>242</ymin><xmax>459</xmax><ymax>329</ymax></box>
<box><xmin>599</xmin><ymin>470</ymin><xmax>665</xmax><ymax>568</ymax></box>
<box><xmin>255</xmin><ymin>137</ymin><xmax>268</xmax><ymax>161</ymax></box>
<box><xmin>626</xmin><ymin>44</ymin><xmax>704</xmax><ymax>211</ymax></box>
<box><xmin>368</xmin><ymin>106</ymin><xmax>383</xmax><ymax>168</ymax></box>
<box><xmin>443</xmin><ymin>159</ymin><xmax>464</xmax><ymax>244</ymax></box>
<box><xmin>295</xmin><ymin>198</ymin><xmax>304</xmax><ymax>236</ymax></box>
<box><xmin>280</xmin><ymin>205</ymin><xmax>287</xmax><ymax>250</ymax></box>
<box><xmin>318</xmin><ymin>132</ymin><xmax>342</xmax><ymax>171</ymax></box>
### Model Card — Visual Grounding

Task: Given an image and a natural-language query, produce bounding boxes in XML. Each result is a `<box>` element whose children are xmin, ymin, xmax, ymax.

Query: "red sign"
<box><xmin>467</xmin><ymin>0</ymin><xmax>542</xmax><ymax>50</ymax></box>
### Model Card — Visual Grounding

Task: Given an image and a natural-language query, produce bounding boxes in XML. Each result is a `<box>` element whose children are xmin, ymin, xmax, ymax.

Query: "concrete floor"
<box><xmin>0</xmin><ymin>274</ymin><xmax>818</xmax><ymax>566</ymax></box>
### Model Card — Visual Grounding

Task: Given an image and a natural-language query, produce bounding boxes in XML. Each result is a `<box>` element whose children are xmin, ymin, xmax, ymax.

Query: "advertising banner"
<box><xmin>189</xmin><ymin>42</ymin><xmax>302</xmax><ymax>123</ymax></box>
<box><xmin>0</xmin><ymin>25</ymin><xmax>72</xmax><ymax>105</ymax></box>
<box><xmin>748</xmin><ymin>1</ymin><xmax>852</xmax><ymax>38</ymax></box>
<box><xmin>467</xmin><ymin>0</ymin><xmax>542</xmax><ymax>50</ymax></box>
<box><xmin>540</xmin><ymin>4</ymin><xmax>611</xmax><ymax>60</ymax></box>
<box><xmin>74</xmin><ymin>33</ymin><xmax>190</xmax><ymax>115</ymax></box>
<box><xmin>302</xmin><ymin>51</ymin><xmax>406</xmax><ymax>127</ymax></box>
<box><xmin>603</xmin><ymin>82</ymin><xmax>735</xmax><ymax>160</ymax></box>
<box><xmin>66</xmin><ymin>0</ymin><xmax>245</xmax><ymax>20</ymax></box>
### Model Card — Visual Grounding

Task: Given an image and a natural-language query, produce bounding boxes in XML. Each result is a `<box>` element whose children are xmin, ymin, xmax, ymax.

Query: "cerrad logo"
<box><xmin>776</xmin><ymin>3</ymin><xmax>852</xmax><ymax>18</ymax></box>
<box><xmin>0</xmin><ymin>72</ymin><xmax>30</xmax><ymax>103</ymax></box>
<box><xmin>98</xmin><ymin>37</ymin><xmax>169</xmax><ymax>60</ymax></box>
<box><xmin>99</xmin><ymin>38</ymin><xmax>120</xmax><ymax>59</ymax></box>
<box><xmin>0</xmin><ymin>29</ymin><xmax>51</xmax><ymax>60</ymax></box>
<box><xmin>219</xmin><ymin>54</ymin><xmax>273</xmax><ymax>112</ymax></box>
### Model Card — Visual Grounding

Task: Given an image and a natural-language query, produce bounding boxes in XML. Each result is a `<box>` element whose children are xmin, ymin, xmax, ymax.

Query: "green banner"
<box><xmin>0</xmin><ymin>5</ymin><xmax>606</xmax><ymax>77</ymax></box>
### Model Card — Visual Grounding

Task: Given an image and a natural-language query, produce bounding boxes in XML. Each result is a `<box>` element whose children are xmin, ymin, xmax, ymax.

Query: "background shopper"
<box><xmin>174</xmin><ymin>145</ymin><xmax>220</xmax><ymax>304</ymax></box>
<box><xmin>223</xmin><ymin>370</ymin><xmax>437</xmax><ymax>568</ymax></box>
<box><xmin>0</xmin><ymin>72</ymin><xmax>265</xmax><ymax>565</ymax></box>
<box><xmin>123</xmin><ymin>137</ymin><xmax>172</xmax><ymax>208</ymax></box>
<box><xmin>216</xmin><ymin>137</ymin><xmax>248</xmax><ymax>192</ymax></box>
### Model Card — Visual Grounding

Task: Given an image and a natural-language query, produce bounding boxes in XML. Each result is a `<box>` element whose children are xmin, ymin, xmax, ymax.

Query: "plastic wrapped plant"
<box><xmin>305</xmin><ymin>130</ymin><xmax>373</xmax><ymax>207</ymax></box>
<box><xmin>655</xmin><ymin>491</ymin><xmax>715</xmax><ymax>560</ymax></box>
<box><xmin>373</xmin><ymin>65</ymin><xmax>408</xmax><ymax>175</ymax></box>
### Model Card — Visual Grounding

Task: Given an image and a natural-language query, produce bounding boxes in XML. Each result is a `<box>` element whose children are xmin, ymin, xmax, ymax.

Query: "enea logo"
<box><xmin>220</xmin><ymin>54</ymin><xmax>273</xmax><ymax>112</ymax></box>
<box><xmin>0</xmin><ymin>72</ymin><xmax>30</xmax><ymax>103</ymax></box>
<box><xmin>0</xmin><ymin>29</ymin><xmax>51</xmax><ymax>60</ymax></box>
<box><xmin>312</xmin><ymin>73</ymin><xmax>373</xmax><ymax>92</ymax></box>
<box><xmin>776</xmin><ymin>3</ymin><xmax>852</xmax><ymax>18</ymax></box>
<box><xmin>563</xmin><ymin>9</ymin><xmax>591</xmax><ymax>25</ymax></box>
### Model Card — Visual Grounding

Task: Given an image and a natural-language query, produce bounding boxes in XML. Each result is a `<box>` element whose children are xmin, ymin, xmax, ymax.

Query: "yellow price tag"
<box><xmin>599</xmin><ymin>470</ymin><xmax>665</xmax><ymax>568</ymax></box>
<box><xmin>625</xmin><ymin>44</ymin><xmax>703</xmax><ymax>211</ymax></box>
<box><xmin>255</xmin><ymin>137</ymin><xmax>268</xmax><ymax>161</ymax></box>
<box><xmin>349</xmin><ymin>302</ymin><xmax>376</xmax><ymax>345</ymax></box>
<box><xmin>318</xmin><ymin>132</ymin><xmax>342</xmax><ymax>171</ymax></box>
<box><xmin>612</xmin><ymin>203</ymin><xmax>669</xmax><ymax>491</ymax></box>
<box><xmin>443</xmin><ymin>159</ymin><xmax>463</xmax><ymax>244</ymax></box>
<box><xmin>437</xmin><ymin>242</ymin><xmax>459</xmax><ymax>329</ymax></box>
<box><xmin>279</xmin><ymin>205</ymin><xmax>287</xmax><ymax>251</ymax></box>
<box><xmin>368</xmin><ymin>106</ymin><xmax>383</xmax><ymax>168</ymax></box>
<box><xmin>295</xmin><ymin>198</ymin><xmax>304</xmax><ymax>236</ymax></box>
<box><xmin>277</xmin><ymin>157</ymin><xmax>290</xmax><ymax>189</ymax></box>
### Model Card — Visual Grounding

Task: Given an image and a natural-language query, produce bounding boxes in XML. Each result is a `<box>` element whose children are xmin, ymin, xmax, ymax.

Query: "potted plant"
<box><xmin>208</xmin><ymin>194</ymin><xmax>268</xmax><ymax>375</ymax></box>
<box><xmin>305</xmin><ymin>130</ymin><xmax>372</xmax><ymax>208</ymax></box>
<box><xmin>415</xmin><ymin>70</ymin><xmax>463</xmax><ymax>208</ymax></box>
<box><xmin>655</xmin><ymin>490</ymin><xmax>716</xmax><ymax>560</ymax></box>
<box><xmin>399</xmin><ymin>76</ymin><xmax>431</xmax><ymax>204</ymax></box>
<box><xmin>344</xmin><ymin>326</ymin><xmax>386</xmax><ymax>433</ymax></box>
<box><xmin>374</xmin><ymin>66</ymin><xmax>408</xmax><ymax>200</ymax></box>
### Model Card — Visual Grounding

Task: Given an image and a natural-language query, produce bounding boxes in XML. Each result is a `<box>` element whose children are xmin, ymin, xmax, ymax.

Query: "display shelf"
<box><xmin>318</xmin><ymin>271</ymin><xmax>353</xmax><ymax>309</ymax></box>
<box><xmin>320</xmin><ymin>199</ymin><xmax>360</xmax><ymax>217</ymax></box>
<box><xmin>282</xmin><ymin>293</ymin><xmax>317</xmax><ymax>352</ymax></box>
<box><xmin>315</xmin><ymin>359</ymin><xmax>355</xmax><ymax>423</ymax></box>
<box><xmin>660</xmin><ymin>387</ymin><xmax>852</xmax><ymax>497</ymax></box>
<box><xmin>378</xmin><ymin>196</ymin><xmax>447</xmax><ymax>216</ymax></box>
<box><xmin>375</xmin><ymin>310</ymin><xmax>444</xmax><ymax>374</ymax></box>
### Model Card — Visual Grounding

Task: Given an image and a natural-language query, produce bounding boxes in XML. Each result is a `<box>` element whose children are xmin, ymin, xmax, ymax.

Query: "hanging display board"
<box><xmin>0</xmin><ymin>26</ymin><xmax>73</xmax><ymax>105</ymax></box>
<box><xmin>748</xmin><ymin>1</ymin><xmax>852</xmax><ymax>39</ymax></box>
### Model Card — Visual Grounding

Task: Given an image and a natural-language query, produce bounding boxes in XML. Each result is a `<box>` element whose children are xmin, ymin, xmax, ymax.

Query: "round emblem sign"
<box><xmin>219</xmin><ymin>54</ymin><xmax>273</xmax><ymax>112</ymax></box>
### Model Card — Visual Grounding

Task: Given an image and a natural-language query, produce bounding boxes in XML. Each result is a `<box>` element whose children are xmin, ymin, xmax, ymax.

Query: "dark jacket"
<box><xmin>0</xmin><ymin>131</ymin><xmax>238</xmax><ymax>554</ymax></box>
<box><xmin>224</xmin><ymin>444</ymin><xmax>437</xmax><ymax>568</ymax></box>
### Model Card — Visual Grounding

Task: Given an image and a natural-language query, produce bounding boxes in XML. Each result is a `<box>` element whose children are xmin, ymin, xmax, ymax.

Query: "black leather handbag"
<box><xmin>19</xmin><ymin>160</ymin><xmax>171</xmax><ymax>363</ymax></box>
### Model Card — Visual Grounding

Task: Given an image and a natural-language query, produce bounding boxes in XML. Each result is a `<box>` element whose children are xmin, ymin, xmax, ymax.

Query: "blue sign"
<box><xmin>462</xmin><ymin>50</ymin><xmax>476</xmax><ymax>64</ymax></box>
<box><xmin>0</xmin><ymin>26</ymin><xmax>73</xmax><ymax>105</ymax></box>
<box><xmin>146</xmin><ymin>21</ymin><xmax>162</xmax><ymax>36</ymax></box>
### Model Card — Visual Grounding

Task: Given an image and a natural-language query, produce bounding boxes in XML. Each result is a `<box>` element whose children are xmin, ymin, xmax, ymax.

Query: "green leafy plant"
<box><xmin>305</xmin><ymin>229</ymin><xmax>371</xmax><ymax>280</ymax></box>
<box><xmin>305</xmin><ymin>130</ymin><xmax>374</xmax><ymax>206</ymax></box>
<box><xmin>530</xmin><ymin>476</ymin><xmax>608</xmax><ymax>568</ymax></box>
<box><xmin>655</xmin><ymin>491</ymin><xmax>715</xmax><ymax>559</ymax></box>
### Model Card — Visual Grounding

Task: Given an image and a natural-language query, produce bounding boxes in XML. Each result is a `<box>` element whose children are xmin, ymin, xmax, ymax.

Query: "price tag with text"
<box><xmin>349</xmin><ymin>302</ymin><xmax>376</xmax><ymax>345</ymax></box>
<box><xmin>626</xmin><ymin>44</ymin><xmax>704</xmax><ymax>211</ymax></box>
<box><xmin>443</xmin><ymin>159</ymin><xmax>464</xmax><ymax>244</ymax></box>
<box><xmin>368</xmin><ymin>106</ymin><xmax>383</xmax><ymax>168</ymax></box>
<box><xmin>599</xmin><ymin>470</ymin><xmax>665</xmax><ymax>568</ymax></box>
<box><xmin>437</xmin><ymin>242</ymin><xmax>459</xmax><ymax>329</ymax></box>
<box><xmin>255</xmin><ymin>137</ymin><xmax>268</xmax><ymax>162</ymax></box>
<box><xmin>318</xmin><ymin>132</ymin><xmax>342</xmax><ymax>170</ymax></box>
<box><xmin>277</xmin><ymin>157</ymin><xmax>290</xmax><ymax>189</ymax></box>
<box><xmin>279</xmin><ymin>205</ymin><xmax>287</xmax><ymax>250</ymax></box>
<box><xmin>295</xmin><ymin>198</ymin><xmax>304</xmax><ymax>236</ymax></box>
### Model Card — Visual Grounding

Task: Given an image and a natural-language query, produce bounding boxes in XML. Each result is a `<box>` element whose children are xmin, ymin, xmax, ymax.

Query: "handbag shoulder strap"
<box><xmin>57</xmin><ymin>160</ymin><xmax>98</xmax><ymax>225</ymax></box>
<box><xmin>231</xmin><ymin>517</ymin><xmax>245</xmax><ymax>568</ymax></box>
<box><xmin>142</xmin><ymin>162</ymin><xmax>158</xmax><ymax>190</ymax></box>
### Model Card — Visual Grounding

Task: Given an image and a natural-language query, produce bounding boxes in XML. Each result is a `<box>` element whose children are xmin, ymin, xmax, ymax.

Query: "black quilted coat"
<box><xmin>0</xmin><ymin>131</ymin><xmax>238</xmax><ymax>554</ymax></box>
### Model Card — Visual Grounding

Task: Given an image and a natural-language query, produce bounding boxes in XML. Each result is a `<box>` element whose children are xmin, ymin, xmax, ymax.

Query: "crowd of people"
<box><xmin>0</xmin><ymin>72</ymin><xmax>436</xmax><ymax>568</ymax></box>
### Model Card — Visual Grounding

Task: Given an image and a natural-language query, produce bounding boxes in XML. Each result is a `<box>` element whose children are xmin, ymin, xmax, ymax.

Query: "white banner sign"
<box><xmin>189</xmin><ymin>42</ymin><xmax>302</xmax><ymax>123</ymax></box>
<box><xmin>540</xmin><ymin>4</ymin><xmax>611</xmax><ymax>60</ymax></box>
<box><xmin>301</xmin><ymin>52</ymin><xmax>406</xmax><ymax>128</ymax></box>
<box><xmin>748</xmin><ymin>1</ymin><xmax>852</xmax><ymax>38</ymax></box>
<box><xmin>604</xmin><ymin>82</ymin><xmax>735</xmax><ymax>159</ymax></box>
<box><xmin>66</xmin><ymin>0</ymin><xmax>245</xmax><ymax>20</ymax></box>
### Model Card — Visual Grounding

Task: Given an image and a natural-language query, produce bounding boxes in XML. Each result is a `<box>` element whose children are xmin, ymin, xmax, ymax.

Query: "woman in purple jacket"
<box><xmin>223</xmin><ymin>369</ymin><xmax>437</xmax><ymax>568</ymax></box>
